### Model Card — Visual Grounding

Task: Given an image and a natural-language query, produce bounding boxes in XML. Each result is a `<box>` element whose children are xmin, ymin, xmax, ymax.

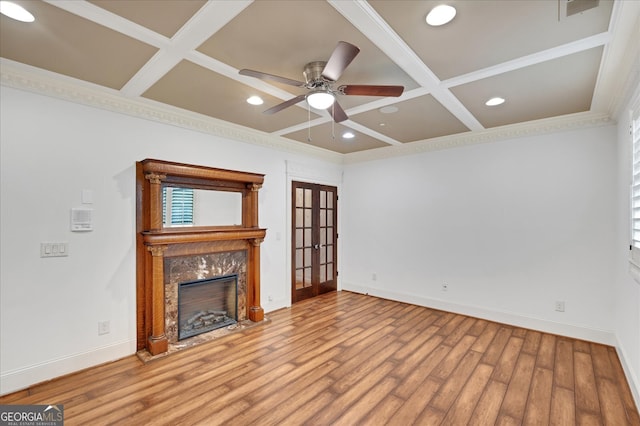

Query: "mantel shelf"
<box><xmin>143</xmin><ymin>227</ymin><xmax>267</xmax><ymax>245</ymax></box>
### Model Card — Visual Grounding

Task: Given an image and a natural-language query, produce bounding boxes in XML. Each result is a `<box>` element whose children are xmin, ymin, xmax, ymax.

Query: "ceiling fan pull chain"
<box><xmin>307</xmin><ymin>102</ymin><xmax>312</xmax><ymax>142</ymax></box>
<box><xmin>331</xmin><ymin>103</ymin><xmax>336</xmax><ymax>139</ymax></box>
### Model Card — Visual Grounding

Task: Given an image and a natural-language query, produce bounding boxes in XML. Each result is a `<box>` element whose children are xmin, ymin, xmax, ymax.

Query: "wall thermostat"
<box><xmin>71</xmin><ymin>207</ymin><xmax>93</xmax><ymax>231</ymax></box>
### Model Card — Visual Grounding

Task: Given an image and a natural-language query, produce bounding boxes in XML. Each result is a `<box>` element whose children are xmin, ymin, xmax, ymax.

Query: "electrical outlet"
<box><xmin>98</xmin><ymin>320</ymin><xmax>110</xmax><ymax>335</ymax></box>
<box><xmin>442</xmin><ymin>283</ymin><xmax>448</xmax><ymax>292</ymax></box>
<box><xmin>372</xmin><ymin>272</ymin><xmax>377</xmax><ymax>281</ymax></box>
<box><xmin>555</xmin><ymin>301</ymin><xmax>565</xmax><ymax>312</ymax></box>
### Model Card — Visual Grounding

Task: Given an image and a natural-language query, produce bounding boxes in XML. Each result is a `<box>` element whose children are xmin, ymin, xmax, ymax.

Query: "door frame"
<box><xmin>285</xmin><ymin>161</ymin><xmax>343</xmax><ymax>306</ymax></box>
<box><xmin>291</xmin><ymin>181</ymin><xmax>338</xmax><ymax>303</ymax></box>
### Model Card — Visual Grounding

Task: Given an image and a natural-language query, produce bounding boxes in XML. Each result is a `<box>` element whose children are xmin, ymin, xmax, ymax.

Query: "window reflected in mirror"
<box><xmin>162</xmin><ymin>187</ymin><xmax>242</xmax><ymax>227</ymax></box>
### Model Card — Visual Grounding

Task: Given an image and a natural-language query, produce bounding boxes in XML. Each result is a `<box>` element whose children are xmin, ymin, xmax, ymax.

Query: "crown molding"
<box><xmin>1</xmin><ymin>58</ymin><xmax>616</xmax><ymax>167</ymax></box>
<box><xmin>0</xmin><ymin>59</ymin><xmax>344</xmax><ymax>165</ymax></box>
<box><xmin>593</xmin><ymin>0</ymin><xmax>640</xmax><ymax>118</ymax></box>
<box><xmin>343</xmin><ymin>110</ymin><xmax>614</xmax><ymax>164</ymax></box>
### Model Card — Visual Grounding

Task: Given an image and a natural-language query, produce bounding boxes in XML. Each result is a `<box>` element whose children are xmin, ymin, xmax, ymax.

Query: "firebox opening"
<box><xmin>178</xmin><ymin>274</ymin><xmax>238</xmax><ymax>340</ymax></box>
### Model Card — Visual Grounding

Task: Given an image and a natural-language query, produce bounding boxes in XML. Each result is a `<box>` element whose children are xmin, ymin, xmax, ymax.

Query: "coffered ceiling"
<box><xmin>1</xmin><ymin>0</ymin><xmax>638</xmax><ymax>157</ymax></box>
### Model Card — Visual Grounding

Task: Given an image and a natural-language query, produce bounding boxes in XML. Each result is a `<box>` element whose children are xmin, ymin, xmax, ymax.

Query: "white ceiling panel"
<box><xmin>0</xmin><ymin>0</ymin><xmax>636</xmax><ymax>156</ymax></box>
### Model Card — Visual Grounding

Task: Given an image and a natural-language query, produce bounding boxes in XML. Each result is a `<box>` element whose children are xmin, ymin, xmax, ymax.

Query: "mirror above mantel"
<box><xmin>139</xmin><ymin>159</ymin><xmax>265</xmax><ymax>231</ymax></box>
<box><xmin>161</xmin><ymin>186</ymin><xmax>243</xmax><ymax>228</ymax></box>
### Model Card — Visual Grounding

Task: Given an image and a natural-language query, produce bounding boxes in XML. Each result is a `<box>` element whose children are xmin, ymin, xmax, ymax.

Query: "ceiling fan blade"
<box><xmin>328</xmin><ymin>101</ymin><xmax>348</xmax><ymax>123</ymax></box>
<box><xmin>339</xmin><ymin>85</ymin><xmax>404</xmax><ymax>97</ymax></box>
<box><xmin>263</xmin><ymin>94</ymin><xmax>307</xmax><ymax>115</ymax></box>
<box><xmin>239</xmin><ymin>69</ymin><xmax>305</xmax><ymax>87</ymax></box>
<box><xmin>321</xmin><ymin>41</ymin><xmax>360</xmax><ymax>82</ymax></box>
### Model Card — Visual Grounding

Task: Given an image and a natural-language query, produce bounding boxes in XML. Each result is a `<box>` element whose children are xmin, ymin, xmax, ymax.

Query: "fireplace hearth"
<box><xmin>178</xmin><ymin>274</ymin><xmax>237</xmax><ymax>340</ymax></box>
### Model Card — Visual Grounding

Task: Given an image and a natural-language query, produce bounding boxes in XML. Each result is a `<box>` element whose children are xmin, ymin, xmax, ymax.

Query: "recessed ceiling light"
<box><xmin>485</xmin><ymin>97</ymin><xmax>505</xmax><ymax>106</ymax></box>
<box><xmin>0</xmin><ymin>1</ymin><xmax>34</xmax><ymax>22</ymax></box>
<box><xmin>246</xmin><ymin>96</ymin><xmax>264</xmax><ymax>105</ymax></box>
<box><xmin>379</xmin><ymin>106</ymin><xmax>399</xmax><ymax>114</ymax></box>
<box><xmin>426</xmin><ymin>4</ymin><xmax>456</xmax><ymax>26</ymax></box>
<box><xmin>342</xmin><ymin>131</ymin><xmax>355</xmax><ymax>139</ymax></box>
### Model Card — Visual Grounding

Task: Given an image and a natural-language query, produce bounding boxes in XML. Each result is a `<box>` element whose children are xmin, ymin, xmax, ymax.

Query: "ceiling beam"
<box><xmin>329</xmin><ymin>0</ymin><xmax>484</xmax><ymax>132</ymax></box>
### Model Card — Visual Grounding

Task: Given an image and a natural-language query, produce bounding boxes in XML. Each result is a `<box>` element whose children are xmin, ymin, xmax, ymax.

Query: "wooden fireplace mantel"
<box><xmin>136</xmin><ymin>159</ymin><xmax>267</xmax><ymax>355</ymax></box>
<box><xmin>142</xmin><ymin>227</ymin><xmax>267</xmax><ymax>245</ymax></box>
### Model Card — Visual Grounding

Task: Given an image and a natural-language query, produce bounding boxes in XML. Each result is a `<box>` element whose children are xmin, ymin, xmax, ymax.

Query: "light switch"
<box><xmin>41</xmin><ymin>242</ymin><xmax>69</xmax><ymax>258</ymax></box>
<box><xmin>81</xmin><ymin>189</ymin><xmax>93</xmax><ymax>204</ymax></box>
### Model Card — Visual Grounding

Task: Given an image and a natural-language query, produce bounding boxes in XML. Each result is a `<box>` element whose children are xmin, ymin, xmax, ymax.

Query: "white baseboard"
<box><xmin>0</xmin><ymin>339</ymin><xmax>136</xmax><ymax>396</ymax></box>
<box><xmin>263</xmin><ymin>298</ymin><xmax>290</xmax><ymax>314</ymax></box>
<box><xmin>341</xmin><ymin>283</ymin><xmax>616</xmax><ymax>345</ymax></box>
<box><xmin>615</xmin><ymin>339</ymin><xmax>640</xmax><ymax>411</ymax></box>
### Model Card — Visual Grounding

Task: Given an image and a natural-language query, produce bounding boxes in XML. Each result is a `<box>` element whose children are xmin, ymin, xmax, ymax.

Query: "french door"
<box><xmin>292</xmin><ymin>181</ymin><xmax>338</xmax><ymax>303</ymax></box>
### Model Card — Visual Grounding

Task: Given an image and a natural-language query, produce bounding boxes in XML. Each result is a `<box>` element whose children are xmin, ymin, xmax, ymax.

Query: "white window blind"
<box><xmin>631</xmin><ymin>113</ymin><xmax>640</xmax><ymax>259</ymax></box>
<box><xmin>162</xmin><ymin>187</ymin><xmax>194</xmax><ymax>226</ymax></box>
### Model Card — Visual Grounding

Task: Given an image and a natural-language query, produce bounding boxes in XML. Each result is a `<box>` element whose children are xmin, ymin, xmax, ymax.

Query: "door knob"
<box><xmin>313</xmin><ymin>244</ymin><xmax>320</xmax><ymax>249</ymax></box>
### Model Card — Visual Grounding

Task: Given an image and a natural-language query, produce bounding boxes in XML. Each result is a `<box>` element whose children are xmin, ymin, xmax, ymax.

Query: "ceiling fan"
<box><xmin>239</xmin><ymin>41</ymin><xmax>404</xmax><ymax>123</ymax></box>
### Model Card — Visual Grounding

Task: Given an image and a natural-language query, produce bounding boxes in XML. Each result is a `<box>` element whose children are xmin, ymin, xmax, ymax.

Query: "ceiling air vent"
<box><xmin>566</xmin><ymin>0</ymin><xmax>599</xmax><ymax>17</ymax></box>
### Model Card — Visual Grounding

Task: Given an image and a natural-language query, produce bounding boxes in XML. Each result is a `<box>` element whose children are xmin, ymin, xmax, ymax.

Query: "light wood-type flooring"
<box><xmin>1</xmin><ymin>291</ymin><xmax>639</xmax><ymax>425</ymax></box>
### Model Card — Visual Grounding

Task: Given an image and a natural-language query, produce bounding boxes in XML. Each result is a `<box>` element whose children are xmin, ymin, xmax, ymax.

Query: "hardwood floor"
<box><xmin>2</xmin><ymin>291</ymin><xmax>638</xmax><ymax>425</ymax></box>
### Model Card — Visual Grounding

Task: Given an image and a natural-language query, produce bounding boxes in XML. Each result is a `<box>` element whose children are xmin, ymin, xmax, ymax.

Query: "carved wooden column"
<box><xmin>247</xmin><ymin>183</ymin><xmax>263</xmax><ymax>321</ymax></box>
<box><xmin>145</xmin><ymin>173</ymin><xmax>165</xmax><ymax>231</ymax></box>
<box><xmin>247</xmin><ymin>183</ymin><xmax>261</xmax><ymax>227</ymax></box>
<box><xmin>248</xmin><ymin>238</ymin><xmax>264</xmax><ymax>322</ymax></box>
<box><xmin>146</xmin><ymin>245</ymin><xmax>168</xmax><ymax>355</ymax></box>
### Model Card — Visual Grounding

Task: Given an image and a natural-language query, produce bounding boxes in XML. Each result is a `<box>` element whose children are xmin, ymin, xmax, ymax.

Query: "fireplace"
<box><xmin>164</xmin><ymin>250</ymin><xmax>247</xmax><ymax>343</ymax></box>
<box><xmin>136</xmin><ymin>159</ymin><xmax>267</xmax><ymax>356</ymax></box>
<box><xmin>178</xmin><ymin>274</ymin><xmax>237</xmax><ymax>340</ymax></box>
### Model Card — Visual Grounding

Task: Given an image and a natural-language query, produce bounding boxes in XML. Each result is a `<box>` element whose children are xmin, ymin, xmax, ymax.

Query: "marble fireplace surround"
<box><xmin>166</xmin><ymin>248</ymin><xmax>246</xmax><ymax>342</ymax></box>
<box><xmin>136</xmin><ymin>159</ymin><xmax>267</xmax><ymax>356</ymax></box>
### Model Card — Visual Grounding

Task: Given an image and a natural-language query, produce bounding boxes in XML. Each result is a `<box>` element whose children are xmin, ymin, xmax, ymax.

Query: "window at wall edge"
<box><xmin>628</xmin><ymin>91</ymin><xmax>640</xmax><ymax>284</ymax></box>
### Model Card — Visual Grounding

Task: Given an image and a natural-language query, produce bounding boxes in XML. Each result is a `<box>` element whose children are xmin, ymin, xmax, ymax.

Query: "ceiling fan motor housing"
<box><xmin>304</xmin><ymin>61</ymin><xmax>330</xmax><ymax>87</ymax></box>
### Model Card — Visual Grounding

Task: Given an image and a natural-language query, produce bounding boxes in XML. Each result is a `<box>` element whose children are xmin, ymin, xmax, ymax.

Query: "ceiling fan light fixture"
<box><xmin>0</xmin><ymin>1</ymin><xmax>35</xmax><ymax>22</ymax></box>
<box><xmin>426</xmin><ymin>4</ymin><xmax>456</xmax><ymax>26</ymax></box>
<box><xmin>306</xmin><ymin>90</ymin><xmax>335</xmax><ymax>110</ymax></box>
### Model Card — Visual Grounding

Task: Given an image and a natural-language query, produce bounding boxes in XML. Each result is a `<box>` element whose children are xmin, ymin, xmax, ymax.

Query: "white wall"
<box><xmin>613</xmin><ymin>81</ymin><xmax>640</xmax><ymax>406</ymax></box>
<box><xmin>0</xmin><ymin>86</ymin><xmax>338</xmax><ymax>394</ymax></box>
<box><xmin>2</xmin><ymin>83</ymin><xmax>637</xmax><ymax>404</ymax></box>
<box><xmin>341</xmin><ymin>125</ymin><xmax>617</xmax><ymax>343</ymax></box>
